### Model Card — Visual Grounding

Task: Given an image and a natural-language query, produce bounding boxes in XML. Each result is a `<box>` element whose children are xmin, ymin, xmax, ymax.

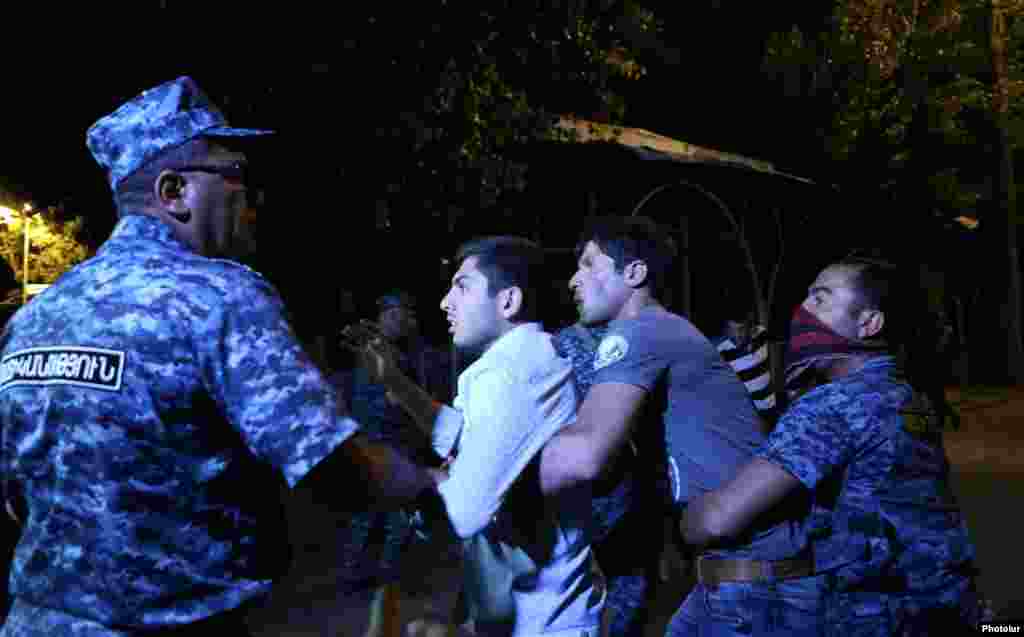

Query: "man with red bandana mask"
<box><xmin>679</xmin><ymin>260</ymin><xmax>980</xmax><ymax>636</ymax></box>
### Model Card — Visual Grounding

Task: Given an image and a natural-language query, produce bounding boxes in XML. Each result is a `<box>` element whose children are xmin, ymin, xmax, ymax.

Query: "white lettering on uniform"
<box><xmin>0</xmin><ymin>347</ymin><xmax>126</xmax><ymax>393</ymax></box>
<box><xmin>99</xmin><ymin>358</ymin><xmax>116</xmax><ymax>383</ymax></box>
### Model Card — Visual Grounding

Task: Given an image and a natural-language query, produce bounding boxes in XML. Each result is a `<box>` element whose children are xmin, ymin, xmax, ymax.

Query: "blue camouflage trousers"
<box><xmin>823</xmin><ymin>584</ymin><xmax>980</xmax><ymax>637</ymax></box>
<box><xmin>666</xmin><ymin>575</ymin><xmax>828</xmax><ymax>637</ymax></box>
<box><xmin>603</xmin><ymin>573</ymin><xmax>648</xmax><ymax>637</ymax></box>
<box><xmin>664</xmin><ymin>576</ymin><xmax>980</xmax><ymax>637</ymax></box>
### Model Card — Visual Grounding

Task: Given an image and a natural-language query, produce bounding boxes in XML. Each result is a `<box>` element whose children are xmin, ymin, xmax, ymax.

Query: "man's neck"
<box><xmin>616</xmin><ymin>291</ymin><xmax>662</xmax><ymax>321</ymax></box>
<box><xmin>467</xmin><ymin>321</ymin><xmax>521</xmax><ymax>359</ymax></box>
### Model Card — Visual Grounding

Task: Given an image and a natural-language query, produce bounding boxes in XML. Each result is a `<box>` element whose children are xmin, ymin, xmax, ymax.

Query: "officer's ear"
<box><xmin>155</xmin><ymin>170</ymin><xmax>192</xmax><ymax>223</ymax></box>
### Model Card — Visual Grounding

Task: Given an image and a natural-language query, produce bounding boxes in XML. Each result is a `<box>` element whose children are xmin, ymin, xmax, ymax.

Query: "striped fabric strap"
<box><xmin>717</xmin><ymin>327</ymin><xmax>775</xmax><ymax>410</ymax></box>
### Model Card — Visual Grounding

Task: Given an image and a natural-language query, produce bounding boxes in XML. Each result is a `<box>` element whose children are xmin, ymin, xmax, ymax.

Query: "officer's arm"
<box><xmin>679</xmin><ymin>458</ymin><xmax>801</xmax><ymax>549</ymax></box>
<box><xmin>299</xmin><ymin>432</ymin><xmax>440</xmax><ymax>511</ymax></box>
<box><xmin>539</xmin><ymin>381</ymin><xmax>647</xmax><ymax>495</ymax></box>
<box><xmin>381</xmin><ymin>371</ymin><xmax>444</xmax><ymax>438</ymax></box>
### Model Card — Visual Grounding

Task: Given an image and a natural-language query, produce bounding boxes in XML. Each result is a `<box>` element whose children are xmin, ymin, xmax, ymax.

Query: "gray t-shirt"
<box><xmin>593</xmin><ymin>307</ymin><xmax>804</xmax><ymax>559</ymax></box>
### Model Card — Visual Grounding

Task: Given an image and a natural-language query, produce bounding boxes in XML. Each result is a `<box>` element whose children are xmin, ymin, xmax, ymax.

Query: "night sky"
<box><xmin>2</xmin><ymin>66</ymin><xmax>292</xmax><ymax>222</ymax></box>
<box><xmin>0</xmin><ymin>63</ymin><xmax>956</xmax><ymax>349</ymax></box>
<box><xmin>0</xmin><ymin>65</ymin><xmax>398</xmax><ymax>346</ymax></box>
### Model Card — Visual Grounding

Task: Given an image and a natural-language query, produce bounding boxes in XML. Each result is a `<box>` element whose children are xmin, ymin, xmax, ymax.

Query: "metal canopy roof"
<box><xmin>554</xmin><ymin>116</ymin><xmax>817</xmax><ymax>186</ymax></box>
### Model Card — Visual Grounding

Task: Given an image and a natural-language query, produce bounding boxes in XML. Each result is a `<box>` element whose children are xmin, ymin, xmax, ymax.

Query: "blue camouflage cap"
<box><xmin>86</xmin><ymin>76</ymin><xmax>273</xmax><ymax>190</ymax></box>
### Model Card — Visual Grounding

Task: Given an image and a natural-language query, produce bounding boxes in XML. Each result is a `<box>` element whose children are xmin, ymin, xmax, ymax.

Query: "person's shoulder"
<box><xmin>834</xmin><ymin>361</ymin><xmax>908</xmax><ymax>404</ymax></box>
<box><xmin>610</xmin><ymin>309</ymin><xmax>710</xmax><ymax>353</ymax></box>
<box><xmin>166</xmin><ymin>257</ymin><xmax>281</xmax><ymax>314</ymax></box>
<box><xmin>790</xmin><ymin>379</ymin><xmax>853</xmax><ymax>411</ymax></box>
<box><xmin>792</xmin><ymin>370</ymin><xmax>906</xmax><ymax>425</ymax></box>
<box><xmin>518</xmin><ymin>326</ymin><xmax>565</xmax><ymax>368</ymax></box>
<box><xmin>618</xmin><ymin>308</ymin><xmax>696</xmax><ymax>336</ymax></box>
<box><xmin>199</xmin><ymin>257</ymin><xmax>275</xmax><ymax>291</ymax></box>
<box><xmin>482</xmin><ymin>327</ymin><xmax>568</xmax><ymax>383</ymax></box>
<box><xmin>604</xmin><ymin>313</ymin><xmax>648</xmax><ymax>341</ymax></box>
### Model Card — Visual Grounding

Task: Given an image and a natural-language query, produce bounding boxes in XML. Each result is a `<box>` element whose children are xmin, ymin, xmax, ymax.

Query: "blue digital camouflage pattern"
<box><xmin>552</xmin><ymin>324</ymin><xmax>608</xmax><ymax>402</ymax></box>
<box><xmin>86</xmin><ymin>76</ymin><xmax>272</xmax><ymax>190</ymax></box>
<box><xmin>757</xmin><ymin>355</ymin><xmax>978</xmax><ymax>634</ymax></box>
<box><xmin>552</xmin><ymin>324</ymin><xmax>661</xmax><ymax>637</ymax></box>
<box><xmin>0</xmin><ymin>214</ymin><xmax>359</xmax><ymax>635</ymax></box>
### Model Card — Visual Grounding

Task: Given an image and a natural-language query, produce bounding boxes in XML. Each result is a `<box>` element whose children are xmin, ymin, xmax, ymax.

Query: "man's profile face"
<box><xmin>440</xmin><ymin>256</ymin><xmax>505</xmax><ymax>354</ymax></box>
<box><xmin>801</xmin><ymin>265</ymin><xmax>865</xmax><ymax>340</ymax></box>
<box><xmin>569</xmin><ymin>240</ymin><xmax>631</xmax><ymax>326</ymax></box>
<box><xmin>177</xmin><ymin>143</ymin><xmax>254</xmax><ymax>259</ymax></box>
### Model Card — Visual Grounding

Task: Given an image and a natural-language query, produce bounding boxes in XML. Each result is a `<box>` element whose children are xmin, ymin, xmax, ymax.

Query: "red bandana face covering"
<box><xmin>784</xmin><ymin>305</ymin><xmax>888</xmax><ymax>391</ymax></box>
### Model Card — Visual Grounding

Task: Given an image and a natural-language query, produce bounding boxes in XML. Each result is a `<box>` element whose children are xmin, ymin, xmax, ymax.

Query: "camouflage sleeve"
<box><xmin>552</xmin><ymin>327</ymin><xmax>590</xmax><ymax>398</ymax></box>
<box><xmin>755</xmin><ymin>385</ymin><xmax>858</xmax><ymax>489</ymax></box>
<box><xmin>201</xmin><ymin>272</ymin><xmax>359</xmax><ymax>489</ymax></box>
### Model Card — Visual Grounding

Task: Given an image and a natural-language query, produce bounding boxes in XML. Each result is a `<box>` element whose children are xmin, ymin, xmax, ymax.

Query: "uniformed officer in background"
<box><xmin>0</xmin><ymin>76</ymin><xmax>438</xmax><ymax>636</ymax></box>
<box><xmin>333</xmin><ymin>290</ymin><xmax>455</xmax><ymax>625</ymax></box>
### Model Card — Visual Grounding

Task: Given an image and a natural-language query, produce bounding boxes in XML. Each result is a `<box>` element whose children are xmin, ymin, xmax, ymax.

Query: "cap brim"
<box><xmin>204</xmin><ymin>126</ymin><xmax>275</xmax><ymax>137</ymax></box>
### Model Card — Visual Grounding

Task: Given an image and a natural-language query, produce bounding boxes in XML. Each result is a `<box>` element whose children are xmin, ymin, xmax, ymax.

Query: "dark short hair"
<box><xmin>576</xmin><ymin>215</ymin><xmax>677</xmax><ymax>301</ymax></box>
<box><xmin>114</xmin><ymin>137</ymin><xmax>213</xmax><ymax>215</ymax></box>
<box><xmin>837</xmin><ymin>259</ymin><xmax>909</xmax><ymax>345</ymax></box>
<box><xmin>455</xmin><ymin>236</ymin><xmax>544</xmax><ymax>322</ymax></box>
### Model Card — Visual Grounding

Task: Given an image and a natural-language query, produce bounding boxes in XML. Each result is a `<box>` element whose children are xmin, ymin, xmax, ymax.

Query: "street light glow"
<box><xmin>954</xmin><ymin>216</ymin><xmax>979</xmax><ymax>230</ymax></box>
<box><xmin>22</xmin><ymin>203</ymin><xmax>31</xmax><ymax>213</ymax></box>
<box><xmin>0</xmin><ymin>206</ymin><xmax>15</xmax><ymax>223</ymax></box>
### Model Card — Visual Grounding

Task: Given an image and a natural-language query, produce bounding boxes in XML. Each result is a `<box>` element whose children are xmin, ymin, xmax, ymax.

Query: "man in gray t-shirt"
<box><xmin>541</xmin><ymin>216</ymin><xmax>820</xmax><ymax>636</ymax></box>
<box><xmin>594</xmin><ymin>308</ymin><xmax>763</xmax><ymax>506</ymax></box>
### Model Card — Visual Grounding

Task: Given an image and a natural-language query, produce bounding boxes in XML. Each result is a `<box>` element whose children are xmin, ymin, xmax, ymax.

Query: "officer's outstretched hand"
<box><xmin>340</xmin><ymin>320</ymin><xmax>402</xmax><ymax>385</ymax></box>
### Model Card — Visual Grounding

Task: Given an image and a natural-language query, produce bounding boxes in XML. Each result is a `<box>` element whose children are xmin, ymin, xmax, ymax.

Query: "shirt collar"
<box><xmin>475</xmin><ymin>322</ymin><xmax>544</xmax><ymax>367</ymax></box>
<box><xmin>108</xmin><ymin>213</ymin><xmax>191</xmax><ymax>252</ymax></box>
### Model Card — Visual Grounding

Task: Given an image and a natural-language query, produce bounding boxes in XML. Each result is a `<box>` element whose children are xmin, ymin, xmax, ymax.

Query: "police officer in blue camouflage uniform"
<box><xmin>680</xmin><ymin>260</ymin><xmax>979</xmax><ymax>635</ymax></box>
<box><xmin>0</xmin><ymin>76</ymin><xmax>439</xmax><ymax>636</ymax></box>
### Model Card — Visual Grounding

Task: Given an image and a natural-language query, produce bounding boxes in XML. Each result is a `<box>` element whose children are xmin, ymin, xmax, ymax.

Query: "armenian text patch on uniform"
<box><xmin>0</xmin><ymin>346</ymin><xmax>125</xmax><ymax>392</ymax></box>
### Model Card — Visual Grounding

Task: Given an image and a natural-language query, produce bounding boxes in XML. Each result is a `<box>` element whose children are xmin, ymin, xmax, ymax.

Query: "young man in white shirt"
<box><xmin>344</xmin><ymin>236</ymin><xmax>605</xmax><ymax>637</ymax></box>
